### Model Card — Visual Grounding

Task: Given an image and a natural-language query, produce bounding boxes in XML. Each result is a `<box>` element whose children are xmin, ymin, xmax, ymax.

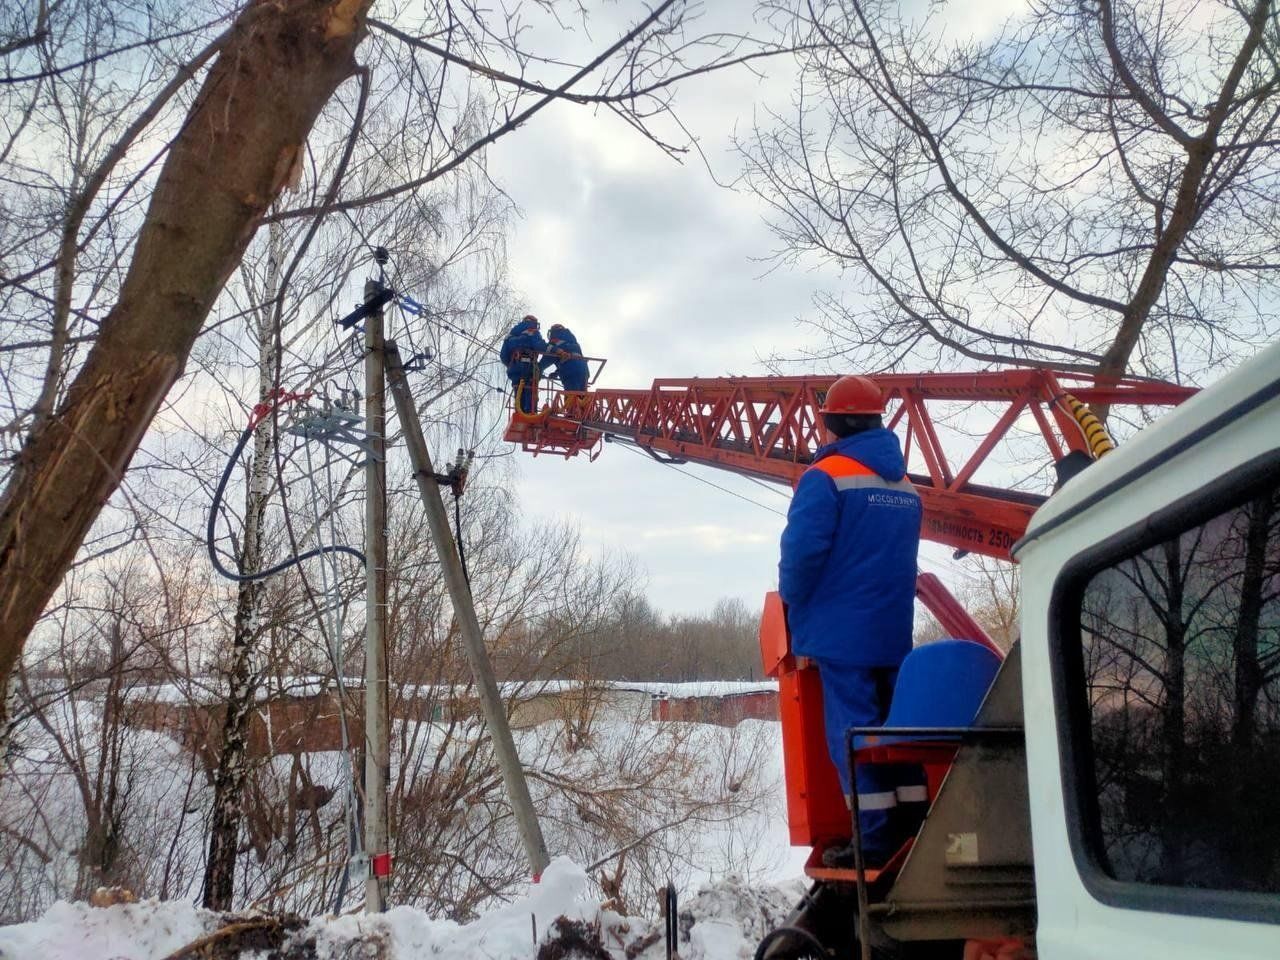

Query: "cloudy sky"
<box><xmin>456</xmin><ymin>0</ymin><xmax>1183</xmax><ymax>621</ymax></box>
<box><xmin>477</xmin><ymin>4</ymin><xmax>983</xmax><ymax>616</ymax></box>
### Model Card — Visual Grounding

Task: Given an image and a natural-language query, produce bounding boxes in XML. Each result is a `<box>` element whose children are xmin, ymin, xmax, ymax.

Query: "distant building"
<box><xmin>643</xmin><ymin>682</ymin><xmax>779</xmax><ymax>727</ymax></box>
<box><xmin>124</xmin><ymin>677</ymin><xmax>779</xmax><ymax>759</ymax></box>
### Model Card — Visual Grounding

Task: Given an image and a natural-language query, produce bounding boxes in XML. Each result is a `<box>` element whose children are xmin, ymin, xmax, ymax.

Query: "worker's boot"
<box><xmin>821</xmin><ymin>839</ymin><xmax>892</xmax><ymax>871</ymax></box>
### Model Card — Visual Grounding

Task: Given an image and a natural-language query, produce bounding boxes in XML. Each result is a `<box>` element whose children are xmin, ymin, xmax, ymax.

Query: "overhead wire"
<box><xmin>206</xmin><ymin>403</ymin><xmax>366</xmax><ymax>583</ymax></box>
<box><xmin>606</xmin><ymin>429</ymin><xmax>995</xmax><ymax>585</ymax></box>
<box><xmin>739</xmin><ymin>470</ymin><xmax>792</xmax><ymax>500</ymax></box>
<box><xmin>611</xmin><ymin>439</ymin><xmax>789</xmax><ymax>518</ymax></box>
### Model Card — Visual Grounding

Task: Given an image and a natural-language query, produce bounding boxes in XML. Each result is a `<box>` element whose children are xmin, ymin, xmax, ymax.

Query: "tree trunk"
<box><xmin>1226</xmin><ymin>491</ymin><xmax>1274</xmax><ymax>885</ymax></box>
<box><xmin>1231</xmin><ymin>493</ymin><xmax>1274</xmax><ymax>751</ymax></box>
<box><xmin>79</xmin><ymin>619</ymin><xmax>129</xmax><ymax>896</ymax></box>
<box><xmin>1158</xmin><ymin>537</ymin><xmax>1188</xmax><ymax>883</ymax></box>
<box><xmin>0</xmin><ymin>0</ymin><xmax>369</xmax><ymax>743</ymax></box>
<box><xmin>201</xmin><ymin>586</ymin><xmax>261</xmax><ymax>910</ymax></box>
<box><xmin>201</xmin><ymin>222</ymin><xmax>283</xmax><ymax>910</ymax></box>
<box><xmin>1094</xmin><ymin>141</ymin><xmax>1213</xmax><ymax>388</ymax></box>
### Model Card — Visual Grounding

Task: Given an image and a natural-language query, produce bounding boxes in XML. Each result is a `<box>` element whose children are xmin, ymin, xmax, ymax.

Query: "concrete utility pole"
<box><xmin>363</xmin><ymin>275</ymin><xmax>391</xmax><ymax>912</ymax></box>
<box><xmin>384</xmin><ymin>341</ymin><xmax>551</xmax><ymax>878</ymax></box>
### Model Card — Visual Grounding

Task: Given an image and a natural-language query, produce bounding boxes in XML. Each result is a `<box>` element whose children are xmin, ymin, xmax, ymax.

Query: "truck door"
<box><xmin>1016</xmin><ymin>347</ymin><xmax>1280</xmax><ymax>959</ymax></box>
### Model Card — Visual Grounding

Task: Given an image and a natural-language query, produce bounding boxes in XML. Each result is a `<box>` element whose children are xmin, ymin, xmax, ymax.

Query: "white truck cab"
<box><xmin>1016</xmin><ymin>341</ymin><xmax>1280</xmax><ymax>957</ymax></box>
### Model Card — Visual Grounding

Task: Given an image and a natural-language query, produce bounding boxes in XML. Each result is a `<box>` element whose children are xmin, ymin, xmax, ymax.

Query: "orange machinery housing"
<box><xmin>505</xmin><ymin>367</ymin><xmax>1196</xmax><ymax>851</ymax></box>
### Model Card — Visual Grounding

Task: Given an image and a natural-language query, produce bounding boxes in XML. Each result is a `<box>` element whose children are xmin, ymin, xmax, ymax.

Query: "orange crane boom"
<box><xmin>504</xmin><ymin>368</ymin><xmax>1196</xmax><ymax>560</ymax></box>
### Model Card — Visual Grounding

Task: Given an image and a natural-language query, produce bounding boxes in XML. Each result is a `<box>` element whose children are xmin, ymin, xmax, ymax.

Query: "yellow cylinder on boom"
<box><xmin>1061</xmin><ymin>393</ymin><xmax>1115</xmax><ymax>459</ymax></box>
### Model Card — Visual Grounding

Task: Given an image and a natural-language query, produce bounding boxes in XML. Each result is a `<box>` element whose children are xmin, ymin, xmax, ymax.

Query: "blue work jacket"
<box><xmin>778</xmin><ymin>429</ymin><xmax>922</xmax><ymax>666</ymax></box>
<box><xmin>540</xmin><ymin>329</ymin><xmax>589</xmax><ymax>387</ymax></box>
<box><xmin>500</xmin><ymin>322</ymin><xmax>547</xmax><ymax>378</ymax></box>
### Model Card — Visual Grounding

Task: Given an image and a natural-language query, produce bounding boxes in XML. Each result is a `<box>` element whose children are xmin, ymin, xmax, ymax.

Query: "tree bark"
<box><xmin>201</xmin><ymin>222</ymin><xmax>282</xmax><ymax>910</ymax></box>
<box><xmin>0</xmin><ymin>0</ymin><xmax>369</xmax><ymax>741</ymax></box>
<box><xmin>200</xmin><ymin>597</ymin><xmax>260</xmax><ymax>909</ymax></box>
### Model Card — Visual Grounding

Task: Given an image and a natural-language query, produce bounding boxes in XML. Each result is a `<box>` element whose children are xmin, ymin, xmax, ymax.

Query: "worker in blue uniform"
<box><xmin>539</xmin><ymin>324</ymin><xmax>590</xmax><ymax>392</ymax></box>
<box><xmin>777</xmin><ymin>374</ymin><xmax>924</xmax><ymax>868</ymax></box>
<box><xmin>499</xmin><ymin>315</ymin><xmax>548</xmax><ymax>414</ymax></box>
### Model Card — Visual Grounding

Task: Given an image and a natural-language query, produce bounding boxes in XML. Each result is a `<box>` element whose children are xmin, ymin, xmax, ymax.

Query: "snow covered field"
<box><xmin>1</xmin><ymin>695</ymin><xmax>810</xmax><ymax>959</ymax></box>
<box><xmin>0</xmin><ymin>858</ymin><xmax>808</xmax><ymax>960</ymax></box>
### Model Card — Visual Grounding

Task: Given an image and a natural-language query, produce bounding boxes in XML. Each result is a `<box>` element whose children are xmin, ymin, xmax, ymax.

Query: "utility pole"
<box><xmin>384</xmin><ymin>341</ymin><xmax>551</xmax><ymax>878</ymax></box>
<box><xmin>363</xmin><ymin>261</ymin><xmax>391</xmax><ymax>912</ymax></box>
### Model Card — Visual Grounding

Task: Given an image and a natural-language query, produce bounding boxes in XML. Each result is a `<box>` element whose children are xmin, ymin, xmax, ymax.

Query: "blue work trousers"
<box><xmin>507</xmin><ymin>358</ymin><xmax>539</xmax><ymax>413</ymax></box>
<box><xmin>557</xmin><ymin>359</ymin><xmax>589</xmax><ymax>392</ymax></box>
<box><xmin>817</xmin><ymin>661</ymin><xmax>928</xmax><ymax>860</ymax></box>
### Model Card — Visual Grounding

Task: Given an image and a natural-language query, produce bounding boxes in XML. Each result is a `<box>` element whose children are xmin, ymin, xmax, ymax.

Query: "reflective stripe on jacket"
<box><xmin>778</xmin><ymin>429</ymin><xmax>922</xmax><ymax>667</ymax></box>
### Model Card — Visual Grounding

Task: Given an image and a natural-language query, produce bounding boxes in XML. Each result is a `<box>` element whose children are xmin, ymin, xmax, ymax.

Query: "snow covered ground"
<box><xmin>121</xmin><ymin>677</ymin><xmax>779</xmax><ymax>705</ymax></box>
<box><xmin>1</xmin><ymin>695</ymin><xmax>811</xmax><ymax>958</ymax></box>
<box><xmin>0</xmin><ymin>858</ymin><xmax>808</xmax><ymax>960</ymax></box>
<box><xmin>2</xmin><ymin>693</ymin><xmax>808</xmax><ymax>916</ymax></box>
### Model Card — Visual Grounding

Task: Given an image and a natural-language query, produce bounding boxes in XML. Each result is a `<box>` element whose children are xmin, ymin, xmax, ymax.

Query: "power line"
<box><xmin>740</xmin><ymin>470</ymin><xmax>792</xmax><ymax>500</ymax></box>
<box><xmin>612</xmin><ymin>440</ymin><xmax>788</xmax><ymax>518</ymax></box>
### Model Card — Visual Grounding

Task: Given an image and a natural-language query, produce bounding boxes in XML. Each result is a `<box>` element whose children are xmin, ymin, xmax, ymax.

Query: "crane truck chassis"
<box><xmin>506</xmin><ymin>345</ymin><xmax>1280</xmax><ymax>958</ymax></box>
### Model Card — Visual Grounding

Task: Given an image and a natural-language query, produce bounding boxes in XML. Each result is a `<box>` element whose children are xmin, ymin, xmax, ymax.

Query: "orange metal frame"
<box><xmin>505</xmin><ymin>369</ymin><xmax>1195</xmax><ymax>560</ymax></box>
<box><xmin>759</xmin><ymin>577</ymin><xmax>1004</xmax><ymax>850</ymax></box>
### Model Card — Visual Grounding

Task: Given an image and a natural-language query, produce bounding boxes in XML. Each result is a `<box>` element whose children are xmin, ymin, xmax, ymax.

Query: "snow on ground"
<box><xmin>2</xmin><ymin>689</ymin><xmax>810</xmax><ymax>955</ymax></box>
<box><xmin>123</xmin><ymin>676</ymin><xmax>780</xmax><ymax>705</ymax></box>
<box><xmin>0</xmin><ymin>897</ymin><xmax>219</xmax><ymax>960</ymax></box>
<box><xmin>0</xmin><ymin>859</ymin><xmax>808</xmax><ymax>960</ymax></box>
<box><xmin>673</xmin><ymin>719</ymin><xmax>810</xmax><ymax>888</ymax></box>
<box><xmin>4</xmin><ymin>703</ymin><xmax>808</xmax><ymax>919</ymax></box>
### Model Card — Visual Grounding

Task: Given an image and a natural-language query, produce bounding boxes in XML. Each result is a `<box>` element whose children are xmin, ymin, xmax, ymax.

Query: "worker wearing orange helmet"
<box><xmin>778</xmin><ymin>374</ymin><xmax>923</xmax><ymax>868</ymax></box>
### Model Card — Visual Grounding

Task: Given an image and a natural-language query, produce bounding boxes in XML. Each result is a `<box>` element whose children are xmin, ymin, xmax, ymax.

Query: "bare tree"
<box><xmin>0</xmin><ymin>551</ymin><xmax>216</xmax><ymax>918</ymax></box>
<box><xmin>743</xmin><ymin>0</ymin><xmax>1280</xmax><ymax>389</ymax></box>
<box><xmin>915</xmin><ymin>558</ymin><xmax>1020</xmax><ymax>652</ymax></box>
<box><xmin>0</xmin><ymin>0</ymin><xmax>370</xmax><ymax>744</ymax></box>
<box><xmin>0</xmin><ymin>0</ymin><xmax>792</xmax><ymax>743</ymax></box>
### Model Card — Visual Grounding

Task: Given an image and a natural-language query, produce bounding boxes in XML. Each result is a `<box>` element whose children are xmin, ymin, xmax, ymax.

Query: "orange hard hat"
<box><xmin>819</xmin><ymin>375</ymin><xmax>885</xmax><ymax>415</ymax></box>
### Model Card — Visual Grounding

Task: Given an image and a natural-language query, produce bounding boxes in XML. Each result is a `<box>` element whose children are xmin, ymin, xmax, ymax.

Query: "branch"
<box><xmin>1</xmin><ymin>18</ymin><xmax>230</xmax><ymax>85</ymax></box>
<box><xmin>1095</xmin><ymin>0</ymin><xmax>1276</xmax><ymax>382</ymax></box>
<box><xmin>272</xmin><ymin>0</ymin><xmax>682</xmax><ymax>222</ymax></box>
<box><xmin>0</xmin><ymin>333</ymin><xmax>95</xmax><ymax>354</ymax></box>
<box><xmin>1096</xmin><ymin>0</ymin><xmax>1194</xmax><ymax>146</ymax></box>
<box><xmin>836</xmin><ymin>0</ymin><xmax>1128</xmax><ymax>316</ymax></box>
<box><xmin>0</xmin><ymin>0</ymin><xmax>48</xmax><ymax>59</ymax></box>
<box><xmin>0</xmin><ymin>31</ymin><xmax>47</xmax><ymax>58</ymax></box>
<box><xmin>370</xmin><ymin>16</ymin><xmax>802</xmax><ymax>107</ymax></box>
<box><xmin>34</xmin><ymin>22</ymin><xmax>234</xmax><ymax>431</ymax></box>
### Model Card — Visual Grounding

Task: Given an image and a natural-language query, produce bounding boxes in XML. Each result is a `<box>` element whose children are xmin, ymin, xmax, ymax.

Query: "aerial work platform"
<box><xmin>503</xmin><ymin>399</ymin><xmax>606</xmax><ymax>460</ymax></box>
<box><xmin>501</xmin><ymin>356</ymin><xmax>609</xmax><ymax>459</ymax></box>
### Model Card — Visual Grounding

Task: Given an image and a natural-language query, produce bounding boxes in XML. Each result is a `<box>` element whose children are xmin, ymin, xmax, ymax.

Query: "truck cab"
<box><xmin>1017</xmin><ymin>341</ymin><xmax>1280</xmax><ymax>957</ymax></box>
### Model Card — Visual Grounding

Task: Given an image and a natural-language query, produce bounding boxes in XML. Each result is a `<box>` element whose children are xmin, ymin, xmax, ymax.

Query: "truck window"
<box><xmin>1074</xmin><ymin>479</ymin><xmax>1280</xmax><ymax>894</ymax></box>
